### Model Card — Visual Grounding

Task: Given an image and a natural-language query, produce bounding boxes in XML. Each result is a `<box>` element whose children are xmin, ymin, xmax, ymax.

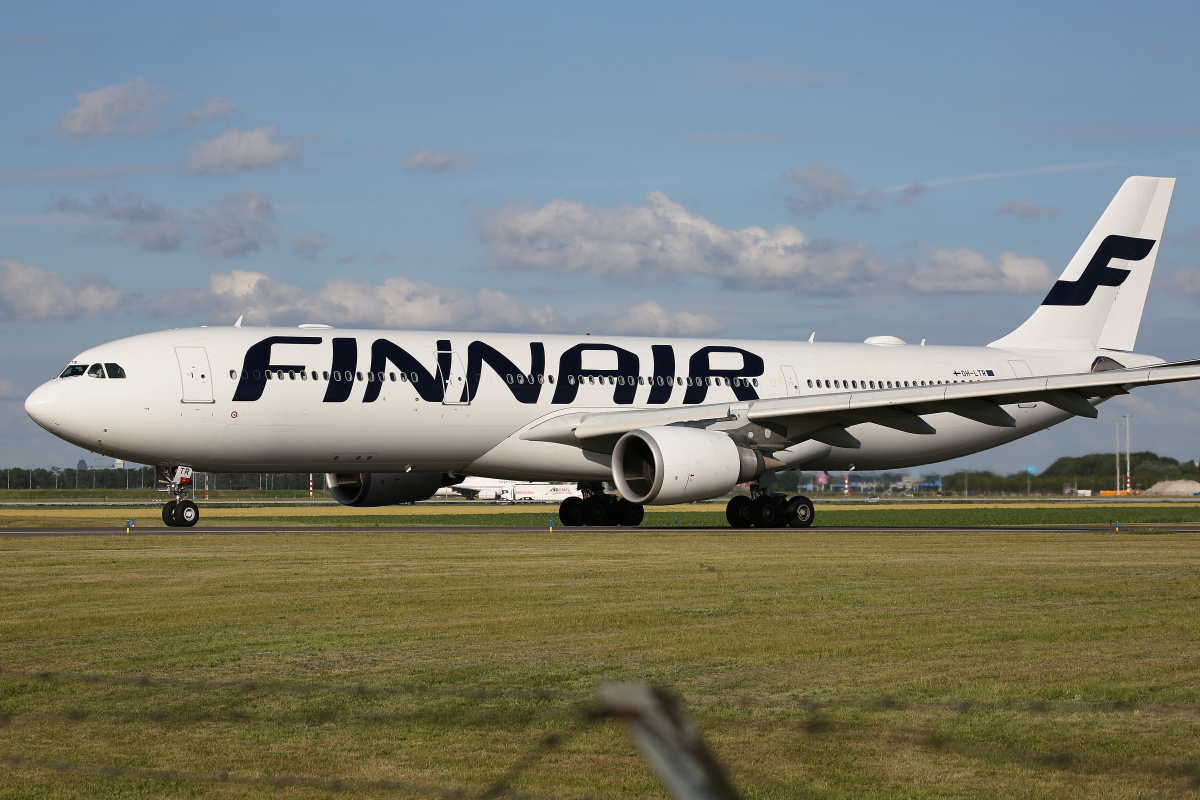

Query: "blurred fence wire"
<box><xmin>4</xmin><ymin>669</ymin><xmax>1200</xmax><ymax>798</ymax></box>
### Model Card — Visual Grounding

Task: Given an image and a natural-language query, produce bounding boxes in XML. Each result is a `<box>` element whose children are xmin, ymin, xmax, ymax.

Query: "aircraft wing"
<box><xmin>522</xmin><ymin>360</ymin><xmax>1200</xmax><ymax>450</ymax></box>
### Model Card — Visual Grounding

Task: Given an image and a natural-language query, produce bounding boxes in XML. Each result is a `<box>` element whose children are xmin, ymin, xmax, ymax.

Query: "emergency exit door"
<box><xmin>780</xmin><ymin>365</ymin><xmax>801</xmax><ymax>396</ymax></box>
<box><xmin>176</xmin><ymin>347</ymin><xmax>214</xmax><ymax>403</ymax></box>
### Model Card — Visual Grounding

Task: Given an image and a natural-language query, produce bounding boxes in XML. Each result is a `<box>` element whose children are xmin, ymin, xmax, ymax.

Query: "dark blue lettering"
<box><xmin>234</xmin><ymin>336</ymin><xmax>320</xmax><ymax>401</ymax></box>
<box><xmin>683</xmin><ymin>346</ymin><xmax>763</xmax><ymax>404</ymax></box>
<box><xmin>364</xmin><ymin>339</ymin><xmax>442</xmax><ymax>402</ymax></box>
<box><xmin>1041</xmin><ymin>235</ymin><xmax>1155</xmax><ymax>306</ymax></box>
<box><xmin>551</xmin><ymin>343</ymin><xmax>639</xmax><ymax>405</ymax></box>
<box><xmin>463</xmin><ymin>341</ymin><xmax>545</xmax><ymax>404</ymax></box>
<box><xmin>322</xmin><ymin>337</ymin><xmax>357</xmax><ymax>403</ymax></box>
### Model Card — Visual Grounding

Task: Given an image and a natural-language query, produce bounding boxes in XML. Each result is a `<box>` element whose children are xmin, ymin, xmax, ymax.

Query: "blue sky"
<box><xmin>3</xmin><ymin>0</ymin><xmax>1200</xmax><ymax>475</ymax></box>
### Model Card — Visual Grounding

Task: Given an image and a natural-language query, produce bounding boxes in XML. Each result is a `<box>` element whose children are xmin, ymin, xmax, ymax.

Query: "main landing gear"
<box><xmin>726</xmin><ymin>486</ymin><xmax>814</xmax><ymax>529</ymax></box>
<box><xmin>160</xmin><ymin>466</ymin><xmax>199</xmax><ymax>528</ymax></box>
<box><xmin>558</xmin><ymin>483</ymin><xmax>644</xmax><ymax>527</ymax></box>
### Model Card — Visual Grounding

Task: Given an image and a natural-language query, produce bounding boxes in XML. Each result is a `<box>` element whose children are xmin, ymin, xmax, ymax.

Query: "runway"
<box><xmin>4</xmin><ymin>524</ymin><xmax>1199</xmax><ymax>536</ymax></box>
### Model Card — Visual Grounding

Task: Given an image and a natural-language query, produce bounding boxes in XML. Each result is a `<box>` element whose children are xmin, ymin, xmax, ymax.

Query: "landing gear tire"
<box><xmin>616</xmin><ymin>498</ymin><xmax>644</xmax><ymax>527</ymax></box>
<box><xmin>726</xmin><ymin>495</ymin><xmax>752</xmax><ymax>528</ymax></box>
<box><xmin>559</xmin><ymin>496</ymin><xmax>585</xmax><ymax>527</ymax></box>
<box><xmin>750</xmin><ymin>495</ymin><xmax>784</xmax><ymax>528</ymax></box>
<box><xmin>162</xmin><ymin>500</ymin><xmax>178</xmax><ymax>527</ymax></box>
<box><xmin>176</xmin><ymin>500</ymin><xmax>199</xmax><ymax>528</ymax></box>
<box><xmin>786</xmin><ymin>496</ymin><xmax>815</xmax><ymax>528</ymax></box>
<box><xmin>583</xmin><ymin>495</ymin><xmax>611</xmax><ymax>526</ymax></box>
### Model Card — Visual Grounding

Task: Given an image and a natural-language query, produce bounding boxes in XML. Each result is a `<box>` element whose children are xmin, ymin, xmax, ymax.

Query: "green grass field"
<box><xmin>2</xmin><ymin>528</ymin><xmax>1200</xmax><ymax>798</ymax></box>
<box><xmin>3</xmin><ymin>500</ymin><xmax>1200</xmax><ymax>529</ymax></box>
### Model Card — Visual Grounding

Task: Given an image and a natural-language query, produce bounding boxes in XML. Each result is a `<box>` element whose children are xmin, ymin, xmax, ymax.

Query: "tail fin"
<box><xmin>989</xmin><ymin>176</ymin><xmax>1174</xmax><ymax>351</ymax></box>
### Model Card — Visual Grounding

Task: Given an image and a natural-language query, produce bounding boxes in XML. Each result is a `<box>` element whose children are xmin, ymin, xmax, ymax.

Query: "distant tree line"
<box><xmin>4</xmin><ymin>451</ymin><xmax>1197</xmax><ymax>495</ymax></box>
<box><xmin>765</xmin><ymin>451</ymin><xmax>1200</xmax><ymax>496</ymax></box>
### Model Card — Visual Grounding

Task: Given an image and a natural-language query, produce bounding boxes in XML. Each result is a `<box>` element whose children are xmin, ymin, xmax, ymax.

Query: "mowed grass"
<box><xmin>2</xmin><ymin>531</ymin><xmax>1200</xmax><ymax>798</ymax></box>
<box><xmin>3</xmin><ymin>501</ymin><xmax>1200</xmax><ymax>529</ymax></box>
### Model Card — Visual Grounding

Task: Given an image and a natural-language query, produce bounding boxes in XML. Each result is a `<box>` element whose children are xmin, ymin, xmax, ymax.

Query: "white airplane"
<box><xmin>434</xmin><ymin>476</ymin><xmax>583</xmax><ymax>503</ymax></box>
<box><xmin>24</xmin><ymin>176</ymin><xmax>1200</xmax><ymax>529</ymax></box>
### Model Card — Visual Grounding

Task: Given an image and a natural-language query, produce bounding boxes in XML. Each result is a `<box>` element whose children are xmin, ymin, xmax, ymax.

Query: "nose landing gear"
<box><xmin>159</xmin><ymin>466</ymin><xmax>199</xmax><ymax>528</ymax></box>
<box><xmin>726</xmin><ymin>485</ymin><xmax>814</xmax><ymax>528</ymax></box>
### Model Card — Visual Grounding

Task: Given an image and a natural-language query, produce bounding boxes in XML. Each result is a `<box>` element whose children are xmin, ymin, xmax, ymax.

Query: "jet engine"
<box><xmin>325</xmin><ymin>472</ymin><xmax>453</xmax><ymax>507</ymax></box>
<box><xmin>611</xmin><ymin>426</ymin><xmax>761</xmax><ymax>505</ymax></box>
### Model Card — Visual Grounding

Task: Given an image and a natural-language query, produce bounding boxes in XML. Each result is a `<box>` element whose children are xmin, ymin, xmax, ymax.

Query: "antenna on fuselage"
<box><xmin>808</xmin><ymin>332</ymin><xmax>815</xmax><ymax>343</ymax></box>
<box><xmin>234</xmin><ymin>315</ymin><xmax>243</xmax><ymax>328</ymax></box>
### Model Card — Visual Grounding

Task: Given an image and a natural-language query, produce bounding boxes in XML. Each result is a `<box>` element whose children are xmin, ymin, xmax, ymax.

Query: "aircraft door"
<box><xmin>176</xmin><ymin>347</ymin><xmax>214</xmax><ymax>403</ymax></box>
<box><xmin>439</xmin><ymin>350</ymin><xmax>470</xmax><ymax>405</ymax></box>
<box><xmin>1008</xmin><ymin>360</ymin><xmax>1036</xmax><ymax>408</ymax></box>
<box><xmin>780</xmin><ymin>365</ymin><xmax>801</xmax><ymax>396</ymax></box>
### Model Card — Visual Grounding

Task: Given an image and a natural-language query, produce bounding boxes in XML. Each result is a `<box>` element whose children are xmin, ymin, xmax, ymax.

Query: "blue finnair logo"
<box><xmin>1041</xmin><ymin>235</ymin><xmax>1156</xmax><ymax>307</ymax></box>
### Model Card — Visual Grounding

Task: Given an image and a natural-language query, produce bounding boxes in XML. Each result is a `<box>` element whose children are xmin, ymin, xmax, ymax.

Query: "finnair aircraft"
<box><xmin>24</xmin><ymin>176</ymin><xmax>1200</xmax><ymax>529</ymax></box>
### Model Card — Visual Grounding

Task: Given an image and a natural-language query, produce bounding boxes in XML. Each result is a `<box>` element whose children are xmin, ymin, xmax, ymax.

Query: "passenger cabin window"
<box><xmin>104</xmin><ymin>363</ymin><xmax>126</xmax><ymax>379</ymax></box>
<box><xmin>60</xmin><ymin>365</ymin><xmax>87</xmax><ymax>378</ymax></box>
<box><xmin>87</xmin><ymin>363</ymin><xmax>105</xmax><ymax>378</ymax></box>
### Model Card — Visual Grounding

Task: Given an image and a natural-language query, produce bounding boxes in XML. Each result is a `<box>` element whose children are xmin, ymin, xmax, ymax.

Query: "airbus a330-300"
<box><xmin>24</xmin><ymin>176</ymin><xmax>1200</xmax><ymax>528</ymax></box>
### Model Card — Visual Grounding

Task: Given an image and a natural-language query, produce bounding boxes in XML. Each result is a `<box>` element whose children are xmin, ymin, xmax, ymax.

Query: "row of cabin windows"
<box><xmin>806</xmin><ymin>378</ymin><xmax>979</xmax><ymax>390</ymax></box>
<box><xmin>60</xmin><ymin>363</ymin><xmax>127</xmax><ymax>379</ymax></box>
<box><xmin>229</xmin><ymin>369</ymin><xmax>760</xmax><ymax>388</ymax></box>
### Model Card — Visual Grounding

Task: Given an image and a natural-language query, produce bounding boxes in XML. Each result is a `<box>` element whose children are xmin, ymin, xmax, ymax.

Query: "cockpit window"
<box><xmin>87</xmin><ymin>363</ymin><xmax>105</xmax><ymax>379</ymax></box>
<box><xmin>104</xmin><ymin>363</ymin><xmax>126</xmax><ymax>379</ymax></box>
<box><xmin>60</xmin><ymin>365</ymin><xmax>87</xmax><ymax>378</ymax></box>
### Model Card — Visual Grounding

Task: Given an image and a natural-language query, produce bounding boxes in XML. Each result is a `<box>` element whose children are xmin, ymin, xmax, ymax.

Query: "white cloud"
<box><xmin>53</xmin><ymin>190</ymin><xmax>276</xmax><ymax>257</ymax></box>
<box><xmin>1164</xmin><ymin>267</ymin><xmax>1200</xmax><ymax>299</ymax></box>
<box><xmin>402</xmin><ymin>149</ymin><xmax>468</xmax><ymax>172</ymax></box>
<box><xmin>0</xmin><ymin>165</ymin><xmax>166</xmax><ymax>182</ymax></box>
<box><xmin>1175</xmin><ymin>231</ymin><xmax>1200</xmax><ymax>249</ymax></box>
<box><xmin>57</xmin><ymin>78</ymin><xmax>166</xmax><ymax>138</ymax></box>
<box><xmin>145</xmin><ymin>270</ymin><xmax>565</xmax><ymax>331</ymax></box>
<box><xmin>291</xmin><ymin>231</ymin><xmax>330</xmax><ymax>260</ymax></box>
<box><xmin>151</xmin><ymin>271</ymin><xmax>721</xmax><ymax>334</ymax></box>
<box><xmin>474</xmin><ymin>190</ymin><xmax>886</xmax><ymax>293</ymax></box>
<box><xmin>783</xmin><ymin>163</ymin><xmax>924</xmax><ymax>215</ymax></box>
<box><xmin>782</xmin><ymin>163</ymin><xmax>858</xmax><ymax>215</ymax></box>
<box><xmin>905</xmin><ymin>248</ymin><xmax>1056</xmax><ymax>294</ymax></box>
<box><xmin>0</xmin><ymin>378</ymin><xmax>14</xmax><ymax>398</ymax></box>
<box><xmin>195</xmin><ymin>192</ymin><xmax>275</xmax><ymax>256</ymax></box>
<box><xmin>997</xmin><ymin>200</ymin><xmax>1058</xmax><ymax>218</ymax></box>
<box><xmin>690</xmin><ymin>61</ymin><xmax>838</xmax><ymax>88</ymax></box>
<box><xmin>891</xmin><ymin>161</ymin><xmax>1117</xmax><ymax>190</ymax></box>
<box><xmin>53</xmin><ymin>192</ymin><xmax>186</xmax><ymax>251</ymax></box>
<box><xmin>0</xmin><ymin>35</ymin><xmax>48</xmax><ymax>49</ymax></box>
<box><xmin>603</xmin><ymin>301</ymin><xmax>725</xmax><ymax>337</ymax></box>
<box><xmin>180</xmin><ymin>97</ymin><xmax>236</xmax><ymax>130</ymax></box>
<box><xmin>185</xmin><ymin>126</ymin><xmax>301</xmax><ymax>175</ymax></box>
<box><xmin>673</xmin><ymin>132</ymin><xmax>783</xmax><ymax>145</ymax></box>
<box><xmin>0</xmin><ymin>258</ymin><xmax>126</xmax><ymax>320</ymax></box>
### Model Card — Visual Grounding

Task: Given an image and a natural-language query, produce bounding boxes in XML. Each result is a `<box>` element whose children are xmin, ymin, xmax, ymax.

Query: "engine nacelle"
<box><xmin>611</xmin><ymin>426</ymin><xmax>761</xmax><ymax>505</ymax></box>
<box><xmin>325</xmin><ymin>472</ymin><xmax>452</xmax><ymax>507</ymax></box>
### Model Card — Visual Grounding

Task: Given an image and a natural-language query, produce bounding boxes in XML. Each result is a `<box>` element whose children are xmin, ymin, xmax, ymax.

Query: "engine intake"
<box><xmin>325</xmin><ymin>472</ymin><xmax>453</xmax><ymax>507</ymax></box>
<box><xmin>611</xmin><ymin>426</ymin><xmax>761</xmax><ymax>505</ymax></box>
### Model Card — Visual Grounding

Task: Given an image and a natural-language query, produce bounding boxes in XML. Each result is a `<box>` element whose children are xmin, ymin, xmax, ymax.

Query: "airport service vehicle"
<box><xmin>434</xmin><ymin>477</ymin><xmax>583</xmax><ymax>503</ymax></box>
<box><xmin>25</xmin><ymin>176</ymin><xmax>1200</xmax><ymax>528</ymax></box>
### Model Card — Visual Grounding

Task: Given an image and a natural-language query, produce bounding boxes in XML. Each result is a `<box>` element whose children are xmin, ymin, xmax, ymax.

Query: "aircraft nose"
<box><xmin>25</xmin><ymin>381</ymin><xmax>65</xmax><ymax>430</ymax></box>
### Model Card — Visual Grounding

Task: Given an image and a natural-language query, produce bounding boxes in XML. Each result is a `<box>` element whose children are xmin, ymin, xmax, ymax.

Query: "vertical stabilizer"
<box><xmin>990</xmin><ymin>176</ymin><xmax>1174</xmax><ymax>351</ymax></box>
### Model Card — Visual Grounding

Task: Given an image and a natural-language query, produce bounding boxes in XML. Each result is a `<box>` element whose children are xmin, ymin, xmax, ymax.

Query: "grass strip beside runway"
<box><xmin>3</xmin><ymin>501</ymin><xmax>1200</xmax><ymax>529</ymax></box>
<box><xmin>2</xmin><ymin>530</ymin><xmax>1200</xmax><ymax>797</ymax></box>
